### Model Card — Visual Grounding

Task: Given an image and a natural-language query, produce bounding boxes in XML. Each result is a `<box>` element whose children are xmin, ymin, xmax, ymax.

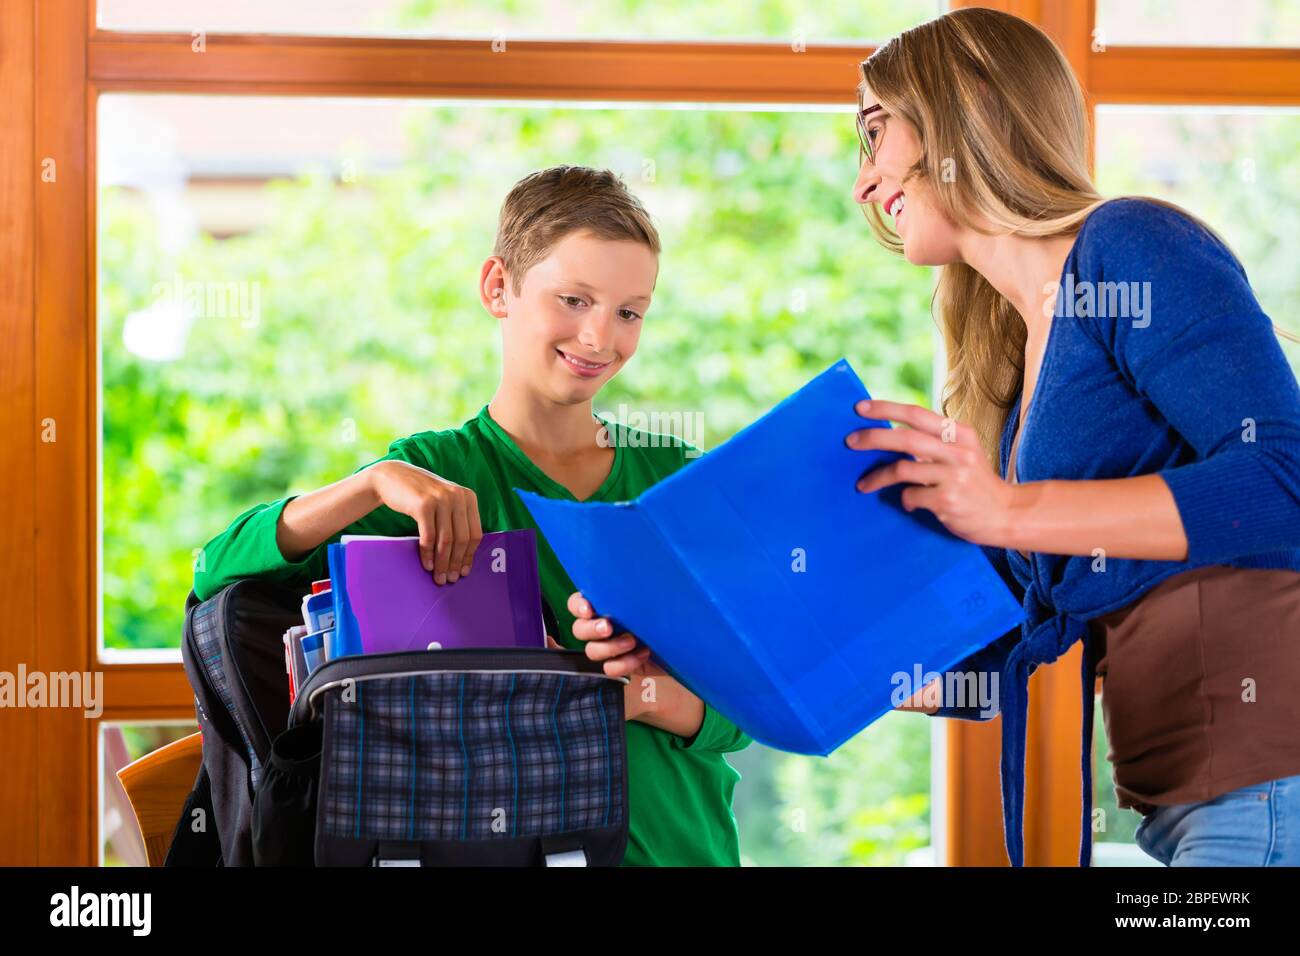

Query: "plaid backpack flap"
<box><xmin>293</xmin><ymin>649</ymin><xmax>629</xmax><ymax>866</ymax></box>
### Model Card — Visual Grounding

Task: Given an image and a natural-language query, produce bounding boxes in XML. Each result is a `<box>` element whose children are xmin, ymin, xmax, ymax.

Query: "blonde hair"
<box><xmin>858</xmin><ymin>7</ymin><xmax>1298</xmax><ymax>467</ymax></box>
<box><xmin>493</xmin><ymin>165</ymin><xmax>660</xmax><ymax>295</ymax></box>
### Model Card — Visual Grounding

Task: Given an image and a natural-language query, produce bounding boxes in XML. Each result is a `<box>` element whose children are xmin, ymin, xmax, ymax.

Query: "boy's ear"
<box><xmin>479</xmin><ymin>256</ymin><xmax>510</xmax><ymax>318</ymax></box>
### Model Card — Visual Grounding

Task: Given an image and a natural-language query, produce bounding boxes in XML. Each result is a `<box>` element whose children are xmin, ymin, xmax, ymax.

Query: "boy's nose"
<box><xmin>576</xmin><ymin>309</ymin><xmax>616</xmax><ymax>353</ymax></box>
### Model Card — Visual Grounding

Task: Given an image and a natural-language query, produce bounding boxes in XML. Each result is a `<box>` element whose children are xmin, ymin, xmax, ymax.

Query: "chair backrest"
<box><xmin>116</xmin><ymin>732</ymin><xmax>204</xmax><ymax>867</ymax></box>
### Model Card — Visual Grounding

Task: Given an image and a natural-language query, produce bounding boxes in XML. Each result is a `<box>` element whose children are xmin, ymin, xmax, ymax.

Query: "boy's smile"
<box><xmin>556</xmin><ymin>349</ymin><xmax>612</xmax><ymax>378</ymax></box>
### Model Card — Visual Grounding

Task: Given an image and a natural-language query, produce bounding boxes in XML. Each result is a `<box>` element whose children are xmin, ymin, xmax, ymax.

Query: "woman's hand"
<box><xmin>365</xmin><ymin>459</ymin><xmax>483</xmax><ymax>584</ymax></box>
<box><xmin>563</xmin><ymin>591</ymin><xmax>705</xmax><ymax>738</ymax></box>
<box><xmin>893</xmin><ymin>682</ymin><xmax>941</xmax><ymax>715</ymax></box>
<box><xmin>847</xmin><ymin>399</ymin><xmax>1019</xmax><ymax>549</ymax></box>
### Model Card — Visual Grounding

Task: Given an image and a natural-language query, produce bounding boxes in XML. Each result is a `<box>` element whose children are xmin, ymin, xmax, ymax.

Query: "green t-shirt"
<box><xmin>194</xmin><ymin>404</ymin><xmax>751</xmax><ymax>867</ymax></box>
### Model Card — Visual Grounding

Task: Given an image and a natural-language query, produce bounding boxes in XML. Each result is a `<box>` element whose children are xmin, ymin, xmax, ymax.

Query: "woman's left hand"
<box><xmin>847</xmin><ymin>398</ymin><xmax>1019</xmax><ymax>548</ymax></box>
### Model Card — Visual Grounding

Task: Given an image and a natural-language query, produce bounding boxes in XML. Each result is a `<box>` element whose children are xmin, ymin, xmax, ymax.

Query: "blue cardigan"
<box><xmin>933</xmin><ymin>198</ymin><xmax>1300</xmax><ymax>866</ymax></box>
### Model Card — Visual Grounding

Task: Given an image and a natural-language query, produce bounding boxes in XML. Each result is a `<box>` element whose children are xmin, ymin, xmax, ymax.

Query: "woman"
<box><xmin>569</xmin><ymin>6</ymin><xmax>1299</xmax><ymax>866</ymax></box>
<box><xmin>842</xmin><ymin>7</ymin><xmax>1300</xmax><ymax>867</ymax></box>
<box><xmin>574</xmin><ymin>5</ymin><xmax>1300</xmax><ymax>867</ymax></box>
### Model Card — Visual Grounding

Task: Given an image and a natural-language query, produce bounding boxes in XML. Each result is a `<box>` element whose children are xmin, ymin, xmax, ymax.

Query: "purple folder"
<box><xmin>340</xmin><ymin>530</ymin><xmax>547</xmax><ymax>654</ymax></box>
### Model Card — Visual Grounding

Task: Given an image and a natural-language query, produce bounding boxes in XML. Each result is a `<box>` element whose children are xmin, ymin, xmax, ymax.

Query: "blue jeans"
<box><xmin>1135</xmin><ymin>774</ymin><xmax>1300</xmax><ymax>866</ymax></box>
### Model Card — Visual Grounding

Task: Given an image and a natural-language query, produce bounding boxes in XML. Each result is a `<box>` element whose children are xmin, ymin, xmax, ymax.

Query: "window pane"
<box><xmin>97</xmin><ymin>0</ymin><xmax>942</xmax><ymax>43</ymax></box>
<box><xmin>98</xmin><ymin>94</ymin><xmax>937</xmax><ymax>648</ymax></box>
<box><xmin>1095</xmin><ymin>0</ymin><xmax>1300</xmax><ymax>47</ymax></box>
<box><xmin>733</xmin><ymin>713</ymin><xmax>933</xmax><ymax>866</ymax></box>
<box><xmin>1095</xmin><ymin>106</ymin><xmax>1300</xmax><ymax>372</ymax></box>
<box><xmin>101</xmin><ymin>721</ymin><xmax>198</xmax><ymax>866</ymax></box>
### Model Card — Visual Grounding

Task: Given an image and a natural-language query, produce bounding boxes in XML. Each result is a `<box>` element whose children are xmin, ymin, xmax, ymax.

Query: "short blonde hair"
<box><xmin>493</xmin><ymin>166</ymin><xmax>660</xmax><ymax>294</ymax></box>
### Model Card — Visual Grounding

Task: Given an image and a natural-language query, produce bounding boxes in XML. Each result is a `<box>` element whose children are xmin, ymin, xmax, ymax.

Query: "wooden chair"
<box><xmin>116</xmin><ymin>732</ymin><xmax>204</xmax><ymax>866</ymax></box>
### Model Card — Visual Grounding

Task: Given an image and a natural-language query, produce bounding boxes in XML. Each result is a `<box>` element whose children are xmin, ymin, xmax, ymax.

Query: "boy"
<box><xmin>194</xmin><ymin>165</ymin><xmax>751</xmax><ymax>866</ymax></box>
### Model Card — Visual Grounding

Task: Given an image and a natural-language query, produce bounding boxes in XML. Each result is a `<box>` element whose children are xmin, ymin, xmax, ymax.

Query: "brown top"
<box><xmin>1090</xmin><ymin>563</ymin><xmax>1300</xmax><ymax>814</ymax></box>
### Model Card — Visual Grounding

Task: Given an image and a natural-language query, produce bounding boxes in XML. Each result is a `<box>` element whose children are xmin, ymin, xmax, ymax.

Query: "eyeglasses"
<box><xmin>856</xmin><ymin>103</ymin><xmax>886</xmax><ymax>166</ymax></box>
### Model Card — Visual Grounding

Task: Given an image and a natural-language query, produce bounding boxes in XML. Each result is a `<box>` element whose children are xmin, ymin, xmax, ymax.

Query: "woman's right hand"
<box><xmin>366</xmin><ymin>460</ymin><xmax>483</xmax><ymax>584</ymax></box>
<box><xmin>894</xmin><ymin>683</ymin><xmax>940</xmax><ymax>715</ymax></box>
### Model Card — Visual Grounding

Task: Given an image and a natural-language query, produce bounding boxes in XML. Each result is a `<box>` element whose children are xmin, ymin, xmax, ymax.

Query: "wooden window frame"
<box><xmin>1</xmin><ymin>0</ymin><xmax>1296</xmax><ymax>865</ymax></box>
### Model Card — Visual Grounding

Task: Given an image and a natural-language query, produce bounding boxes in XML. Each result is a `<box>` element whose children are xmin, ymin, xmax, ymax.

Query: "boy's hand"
<box><xmin>565</xmin><ymin>591</ymin><xmax>704</xmax><ymax>738</ymax></box>
<box><xmin>365</xmin><ymin>460</ymin><xmax>483</xmax><ymax>585</ymax></box>
<box><xmin>566</xmin><ymin>591</ymin><xmax>651</xmax><ymax>678</ymax></box>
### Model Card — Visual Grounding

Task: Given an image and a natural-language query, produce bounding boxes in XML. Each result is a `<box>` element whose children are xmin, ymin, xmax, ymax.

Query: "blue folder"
<box><xmin>518</xmin><ymin>359</ymin><xmax>1023</xmax><ymax>755</ymax></box>
<box><xmin>326</xmin><ymin>542</ymin><xmax>364</xmax><ymax>660</ymax></box>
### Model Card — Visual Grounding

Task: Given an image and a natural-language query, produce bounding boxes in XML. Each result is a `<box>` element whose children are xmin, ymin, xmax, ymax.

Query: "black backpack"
<box><xmin>168</xmin><ymin>579</ymin><xmax>302</xmax><ymax>866</ymax></box>
<box><xmin>167</xmin><ymin>578</ymin><xmax>630</xmax><ymax>867</ymax></box>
